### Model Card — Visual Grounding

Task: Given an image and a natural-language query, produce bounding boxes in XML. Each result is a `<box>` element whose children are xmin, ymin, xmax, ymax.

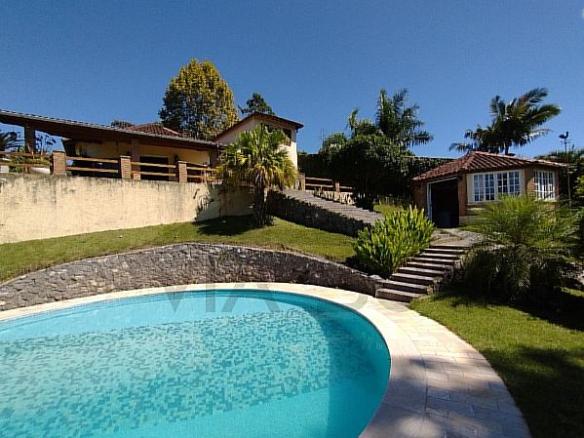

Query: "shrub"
<box><xmin>463</xmin><ymin>196</ymin><xmax>577</xmax><ymax>303</ymax></box>
<box><xmin>353</xmin><ymin>207</ymin><xmax>434</xmax><ymax>276</ymax></box>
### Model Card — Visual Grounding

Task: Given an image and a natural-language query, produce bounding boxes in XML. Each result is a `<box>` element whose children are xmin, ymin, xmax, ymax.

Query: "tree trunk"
<box><xmin>253</xmin><ymin>185</ymin><xmax>271</xmax><ymax>226</ymax></box>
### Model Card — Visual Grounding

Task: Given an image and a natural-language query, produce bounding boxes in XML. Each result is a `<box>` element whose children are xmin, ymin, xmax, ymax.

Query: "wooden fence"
<box><xmin>0</xmin><ymin>150</ymin><xmax>217</xmax><ymax>184</ymax></box>
<box><xmin>298</xmin><ymin>174</ymin><xmax>353</xmax><ymax>193</ymax></box>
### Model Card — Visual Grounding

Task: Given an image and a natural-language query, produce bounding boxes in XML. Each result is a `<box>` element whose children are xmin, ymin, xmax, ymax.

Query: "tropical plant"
<box><xmin>539</xmin><ymin>147</ymin><xmax>584</xmax><ymax>206</ymax></box>
<box><xmin>451</xmin><ymin>88</ymin><xmax>560</xmax><ymax>154</ymax></box>
<box><xmin>317</xmin><ymin>88</ymin><xmax>434</xmax><ymax>205</ymax></box>
<box><xmin>353</xmin><ymin>207</ymin><xmax>434</xmax><ymax>276</ymax></box>
<box><xmin>159</xmin><ymin>59</ymin><xmax>239</xmax><ymax>140</ymax></box>
<box><xmin>463</xmin><ymin>196</ymin><xmax>577</xmax><ymax>303</ymax></box>
<box><xmin>0</xmin><ymin>131</ymin><xmax>21</xmax><ymax>152</ymax></box>
<box><xmin>239</xmin><ymin>92</ymin><xmax>274</xmax><ymax>116</ymax></box>
<box><xmin>218</xmin><ymin>125</ymin><xmax>296</xmax><ymax>226</ymax></box>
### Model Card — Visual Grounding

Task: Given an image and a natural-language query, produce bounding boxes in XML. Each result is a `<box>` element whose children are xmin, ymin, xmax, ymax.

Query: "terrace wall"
<box><xmin>0</xmin><ymin>174</ymin><xmax>252</xmax><ymax>243</ymax></box>
<box><xmin>0</xmin><ymin>243</ymin><xmax>393</xmax><ymax>310</ymax></box>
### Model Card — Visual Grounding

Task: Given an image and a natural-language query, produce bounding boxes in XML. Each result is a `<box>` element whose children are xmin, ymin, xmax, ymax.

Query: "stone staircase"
<box><xmin>269</xmin><ymin>189</ymin><xmax>478</xmax><ymax>303</ymax></box>
<box><xmin>376</xmin><ymin>239</ymin><xmax>471</xmax><ymax>303</ymax></box>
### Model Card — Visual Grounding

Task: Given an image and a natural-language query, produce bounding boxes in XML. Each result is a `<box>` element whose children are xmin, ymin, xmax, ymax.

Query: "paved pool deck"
<box><xmin>0</xmin><ymin>282</ymin><xmax>530</xmax><ymax>438</ymax></box>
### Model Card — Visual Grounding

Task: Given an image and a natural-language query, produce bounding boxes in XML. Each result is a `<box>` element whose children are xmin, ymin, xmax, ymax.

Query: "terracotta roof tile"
<box><xmin>413</xmin><ymin>151</ymin><xmax>564</xmax><ymax>182</ymax></box>
<box><xmin>126</xmin><ymin>123</ymin><xmax>184</xmax><ymax>137</ymax></box>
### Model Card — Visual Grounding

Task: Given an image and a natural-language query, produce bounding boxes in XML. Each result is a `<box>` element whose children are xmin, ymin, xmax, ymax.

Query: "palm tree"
<box><xmin>375</xmin><ymin>89</ymin><xmax>433</xmax><ymax>149</ymax></box>
<box><xmin>218</xmin><ymin>125</ymin><xmax>297</xmax><ymax>226</ymax></box>
<box><xmin>452</xmin><ymin>88</ymin><xmax>560</xmax><ymax>155</ymax></box>
<box><xmin>0</xmin><ymin>131</ymin><xmax>22</xmax><ymax>152</ymax></box>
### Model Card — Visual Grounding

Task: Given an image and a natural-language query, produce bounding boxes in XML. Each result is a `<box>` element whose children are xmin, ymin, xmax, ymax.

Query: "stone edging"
<box><xmin>0</xmin><ymin>243</ymin><xmax>394</xmax><ymax>311</ymax></box>
<box><xmin>0</xmin><ymin>282</ymin><xmax>530</xmax><ymax>437</ymax></box>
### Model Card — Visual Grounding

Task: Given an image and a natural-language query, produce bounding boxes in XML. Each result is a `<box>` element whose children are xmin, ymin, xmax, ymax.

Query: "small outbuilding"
<box><xmin>412</xmin><ymin>151</ymin><xmax>564</xmax><ymax>228</ymax></box>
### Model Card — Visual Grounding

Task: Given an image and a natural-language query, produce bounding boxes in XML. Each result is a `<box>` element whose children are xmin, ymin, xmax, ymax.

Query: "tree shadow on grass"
<box><xmin>436</xmin><ymin>286</ymin><xmax>584</xmax><ymax>332</ymax></box>
<box><xmin>484</xmin><ymin>346</ymin><xmax>584</xmax><ymax>438</ymax></box>
<box><xmin>196</xmin><ymin>215</ymin><xmax>257</xmax><ymax>237</ymax></box>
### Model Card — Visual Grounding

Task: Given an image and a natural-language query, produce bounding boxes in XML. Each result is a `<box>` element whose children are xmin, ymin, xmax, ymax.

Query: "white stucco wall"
<box><xmin>0</xmin><ymin>174</ymin><xmax>252</xmax><ymax>243</ymax></box>
<box><xmin>216</xmin><ymin>118</ymin><xmax>299</xmax><ymax>168</ymax></box>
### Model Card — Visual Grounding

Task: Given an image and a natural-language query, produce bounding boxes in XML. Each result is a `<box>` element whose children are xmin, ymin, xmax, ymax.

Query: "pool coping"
<box><xmin>0</xmin><ymin>282</ymin><xmax>531</xmax><ymax>438</ymax></box>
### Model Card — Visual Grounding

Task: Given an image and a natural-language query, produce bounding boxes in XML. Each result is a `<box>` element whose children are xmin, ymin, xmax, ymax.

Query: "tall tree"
<box><xmin>159</xmin><ymin>59</ymin><xmax>239</xmax><ymax>140</ymax></box>
<box><xmin>240</xmin><ymin>92</ymin><xmax>274</xmax><ymax>115</ymax></box>
<box><xmin>218</xmin><ymin>125</ymin><xmax>296</xmax><ymax>226</ymax></box>
<box><xmin>452</xmin><ymin>88</ymin><xmax>560</xmax><ymax>154</ymax></box>
<box><xmin>318</xmin><ymin>89</ymin><xmax>433</xmax><ymax>205</ymax></box>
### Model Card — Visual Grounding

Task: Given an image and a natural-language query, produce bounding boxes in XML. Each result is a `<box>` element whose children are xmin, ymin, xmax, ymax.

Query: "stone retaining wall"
<box><xmin>0</xmin><ymin>243</ymin><xmax>393</xmax><ymax>311</ymax></box>
<box><xmin>268</xmin><ymin>191</ymin><xmax>375</xmax><ymax>237</ymax></box>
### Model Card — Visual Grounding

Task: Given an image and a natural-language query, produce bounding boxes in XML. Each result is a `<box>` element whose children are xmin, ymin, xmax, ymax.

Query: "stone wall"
<box><xmin>0</xmin><ymin>174</ymin><xmax>252</xmax><ymax>243</ymax></box>
<box><xmin>0</xmin><ymin>243</ymin><xmax>393</xmax><ymax>311</ymax></box>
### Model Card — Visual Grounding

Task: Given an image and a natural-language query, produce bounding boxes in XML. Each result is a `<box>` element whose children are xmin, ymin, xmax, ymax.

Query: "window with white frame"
<box><xmin>534</xmin><ymin>170</ymin><xmax>555</xmax><ymax>200</ymax></box>
<box><xmin>473</xmin><ymin>170</ymin><xmax>521</xmax><ymax>202</ymax></box>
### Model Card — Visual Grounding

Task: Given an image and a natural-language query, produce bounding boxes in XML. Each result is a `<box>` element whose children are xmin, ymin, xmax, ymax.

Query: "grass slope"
<box><xmin>0</xmin><ymin>216</ymin><xmax>355</xmax><ymax>282</ymax></box>
<box><xmin>411</xmin><ymin>293</ymin><xmax>584</xmax><ymax>438</ymax></box>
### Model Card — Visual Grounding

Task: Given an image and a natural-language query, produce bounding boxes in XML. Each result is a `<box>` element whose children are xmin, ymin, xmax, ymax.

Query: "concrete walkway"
<box><xmin>1</xmin><ymin>282</ymin><xmax>530</xmax><ymax>438</ymax></box>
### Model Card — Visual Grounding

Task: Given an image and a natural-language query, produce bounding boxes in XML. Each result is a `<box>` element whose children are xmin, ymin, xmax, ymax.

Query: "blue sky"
<box><xmin>1</xmin><ymin>0</ymin><xmax>583</xmax><ymax>157</ymax></box>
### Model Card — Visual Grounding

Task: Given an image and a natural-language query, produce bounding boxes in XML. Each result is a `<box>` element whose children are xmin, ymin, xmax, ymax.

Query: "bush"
<box><xmin>462</xmin><ymin>196</ymin><xmax>577</xmax><ymax>304</ymax></box>
<box><xmin>353</xmin><ymin>207</ymin><xmax>434</xmax><ymax>276</ymax></box>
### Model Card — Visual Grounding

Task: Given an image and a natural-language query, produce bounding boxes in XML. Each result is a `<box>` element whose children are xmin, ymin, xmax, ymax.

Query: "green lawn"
<box><xmin>0</xmin><ymin>216</ymin><xmax>355</xmax><ymax>282</ymax></box>
<box><xmin>411</xmin><ymin>292</ymin><xmax>584</xmax><ymax>438</ymax></box>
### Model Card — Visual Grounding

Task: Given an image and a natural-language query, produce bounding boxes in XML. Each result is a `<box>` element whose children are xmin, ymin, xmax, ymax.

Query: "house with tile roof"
<box><xmin>0</xmin><ymin>110</ymin><xmax>303</xmax><ymax>180</ymax></box>
<box><xmin>412</xmin><ymin>151</ymin><xmax>565</xmax><ymax>227</ymax></box>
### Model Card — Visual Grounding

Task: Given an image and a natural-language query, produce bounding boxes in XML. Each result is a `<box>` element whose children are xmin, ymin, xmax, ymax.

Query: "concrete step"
<box><xmin>397</xmin><ymin>266</ymin><xmax>446</xmax><ymax>277</ymax></box>
<box><xmin>425</xmin><ymin>247</ymin><xmax>465</xmax><ymax>255</ymax></box>
<box><xmin>430</xmin><ymin>244</ymin><xmax>470</xmax><ymax>251</ymax></box>
<box><xmin>419</xmin><ymin>252</ymin><xmax>459</xmax><ymax>260</ymax></box>
<box><xmin>411</xmin><ymin>256</ymin><xmax>456</xmax><ymax>265</ymax></box>
<box><xmin>376</xmin><ymin>288</ymin><xmax>425</xmax><ymax>302</ymax></box>
<box><xmin>391</xmin><ymin>272</ymin><xmax>437</xmax><ymax>286</ymax></box>
<box><xmin>406</xmin><ymin>261</ymin><xmax>454</xmax><ymax>271</ymax></box>
<box><xmin>384</xmin><ymin>280</ymin><xmax>430</xmax><ymax>294</ymax></box>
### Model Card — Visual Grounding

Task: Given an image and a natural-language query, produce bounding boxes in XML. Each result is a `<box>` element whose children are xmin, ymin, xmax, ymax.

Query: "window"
<box><xmin>473</xmin><ymin>174</ymin><xmax>495</xmax><ymax>201</ymax></box>
<box><xmin>497</xmin><ymin>171</ymin><xmax>520</xmax><ymax>196</ymax></box>
<box><xmin>473</xmin><ymin>170</ymin><xmax>521</xmax><ymax>202</ymax></box>
<box><xmin>534</xmin><ymin>170</ymin><xmax>555</xmax><ymax>200</ymax></box>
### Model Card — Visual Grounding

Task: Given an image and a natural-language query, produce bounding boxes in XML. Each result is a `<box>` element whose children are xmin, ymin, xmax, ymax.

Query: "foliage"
<box><xmin>0</xmin><ymin>131</ymin><xmax>21</xmax><ymax>152</ymax></box>
<box><xmin>539</xmin><ymin>147</ymin><xmax>584</xmax><ymax>206</ymax></box>
<box><xmin>159</xmin><ymin>59</ymin><xmax>238</xmax><ymax>140</ymax></box>
<box><xmin>218</xmin><ymin>125</ymin><xmax>296</xmax><ymax>226</ymax></box>
<box><xmin>463</xmin><ymin>196</ymin><xmax>577</xmax><ymax>303</ymax></box>
<box><xmin>451</xmin><ymin>88</ymin><xmax>560</xmax><ymax>154</ymax></box>
<box><xmin>239</xmin><ymin>92</ymin><xmax>274</xmax><ymax>116</ymax></box>
<box><xmin>316</xmin><ymin>89</ymin><xmax>438</xmax><ymax>205</ymax></box>
<box><xmin>110</xmin><ymin>120</ymin><xmax>134</xmax><ymax>129</ymax></box>
<box><xmin>353</xmin><ymin>207</ymin><xmax>434</xmax><ymax>276</ymax></box>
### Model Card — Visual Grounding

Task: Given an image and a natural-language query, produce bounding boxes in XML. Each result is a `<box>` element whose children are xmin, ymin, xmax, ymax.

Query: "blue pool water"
<box><xmin>0</xmin><ymin>290</ymin><xmax>390</xmax><ymax>437</ymax></box>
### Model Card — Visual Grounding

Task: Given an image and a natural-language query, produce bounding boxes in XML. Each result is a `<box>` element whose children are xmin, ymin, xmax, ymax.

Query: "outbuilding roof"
<box><xmin>413</xmin><ymin>151</ymin><xmax>564</xmax><ymax>182</ymax></box>
<box><xmin>214</xmin><ymin>112</ymin><xmax>304</xmax><ymax>141</ymax></box>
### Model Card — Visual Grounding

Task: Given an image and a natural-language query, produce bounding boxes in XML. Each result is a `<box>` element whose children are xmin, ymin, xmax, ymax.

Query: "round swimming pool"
<box><xmin>0</xmin><ymin>290</ymin><xmax>390</xmax><ymax>437</ymax></box>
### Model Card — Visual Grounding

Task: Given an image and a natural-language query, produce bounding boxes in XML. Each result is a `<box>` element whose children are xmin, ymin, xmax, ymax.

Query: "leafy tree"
<box><xmin>240</xmin><ymin>92</ymin><xmax>274</xmax><ymax>116</ymax></box>
<box><xmin>218</xmin><ymin>125</ymin><xmax>296</xmax><ymax>226</ymax></box>
<box><xmin>159</xmin><ymin>59</ymin><xmax>238</xmax><ymax>140</ymax></box>
<box><xmin>452</xmin><ymin>88</ymin><xmax>560</xmax><ymax>154</ymax></box>
<box><xmin>317</xmin><ymin>88</ymin><xmax>433</xmax><ymax>205</ymax></box>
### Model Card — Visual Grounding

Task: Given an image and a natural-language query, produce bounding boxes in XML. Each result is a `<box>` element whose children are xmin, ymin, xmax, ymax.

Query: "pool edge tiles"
<box><xmin>0</xmin><ymin>284</ymin><xmax>394</xmax><ymax>438</ymax></box>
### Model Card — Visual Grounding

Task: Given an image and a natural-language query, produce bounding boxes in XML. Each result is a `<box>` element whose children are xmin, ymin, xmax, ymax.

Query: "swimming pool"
<box><xmin>0</xmin><ymin>290</ymin><xmax>390</xmax><ymax>437</ymax></box>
